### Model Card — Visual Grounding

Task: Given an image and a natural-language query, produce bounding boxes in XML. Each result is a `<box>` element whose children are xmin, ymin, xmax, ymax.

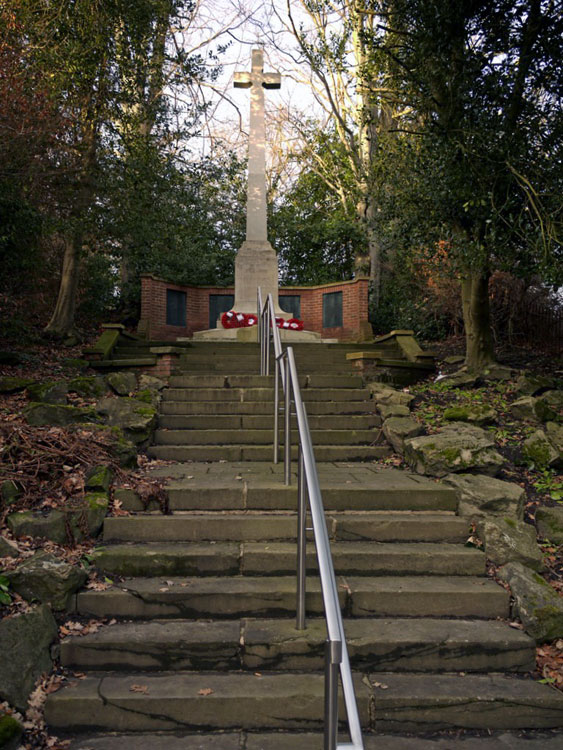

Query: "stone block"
<box><xmin>443</xmin><ymin>473</ymin><xmax>525</xmax><ymax>520</ymax></box>
<box><xmin>0</xmin><ymin>604</ymin><xmax>57</xmax><ymax>710</ymax></box>
<box><xmin>477</xmin><ymin>518</ymin><xmax>543</xmax><ymax>570</ymax></box>
<box><xmin>499</xmin><ymin>562</ymin><xmax>563</xmax><ymax>642</ymax></box>
<box><xmin>404</xmin><ymin>423</ymin><xmax>504</xmax><ymax>477</ymax></box>
<box><xmin>6</xmin><ymin>552</ymin><xmax>86</xmax><ymax>610</ymax></box>
<box><xmin>535</xmin><ymin>507</ymin><xmax>563</xmax><ymax>544</ymax></box>
<box><xmin>382</xmin><ymin>417</ymin><xmax>424</xmax><ymax>454</ymax></box>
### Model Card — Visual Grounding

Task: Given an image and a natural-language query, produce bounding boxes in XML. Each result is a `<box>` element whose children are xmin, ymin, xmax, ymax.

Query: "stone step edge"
<box><xmin>61</xmin><ymin>730</ymin><xmax>563</xmax><ymax>750</ymax></box>
<box><xmin>45</xmin><ymin>672</ymin><xmax>563</xmax><ymax>733</ymax></box>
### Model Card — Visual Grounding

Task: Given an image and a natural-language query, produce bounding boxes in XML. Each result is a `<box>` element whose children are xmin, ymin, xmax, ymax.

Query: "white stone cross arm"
<box><xmin>234</xmin><ymin>49</ymin><xmax>281</xmax><ymax>90</ymax></box>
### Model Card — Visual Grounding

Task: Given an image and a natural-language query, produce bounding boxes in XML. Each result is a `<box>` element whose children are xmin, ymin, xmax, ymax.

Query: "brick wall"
<box><xmin>140</xmin><ymin>274</ymin><xmax>369</xmax><ymax>341</ymax></box>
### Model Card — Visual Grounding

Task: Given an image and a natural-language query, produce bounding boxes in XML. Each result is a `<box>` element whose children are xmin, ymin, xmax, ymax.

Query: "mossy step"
<box><xmin>168</xmin><ymin>374</ymin><xmax>364</xmax><ymax>389</ymax></box>
<box><xmin>93</xmin><ymin>541</ymin><xmax>484</xmax><ymax>577</ymax></box>
<box><xmin>162</xmin><ymin>387</ymin><xmax>372</xmax><ymax>402</ymax></box>
<box><xmin>147</xmin><ymin>444</ymin><xmax>391</xmax><ymax>462</ymax></box>
<box><xmin>75</xmin><ymin>575</ymin><xmax>508</xmax><ymax>619</ymax></box>
<box><xmin>159</xmin><ymin>400</ymin><xmax>376</xmax><ymax>415</ymax></box>
<box><xmin>45</xmin><ymin>671</ymin><xmax>563</xmax><ymax>733</ymax></box>
<box><xmin>153</xmin><ymin>428</ymin><xmax>380</xmax><ymax>446</ymax></box>
<box><xmin>158</xmin><ymin>414</ymin><xmax>380</xmax><ymax>430</ymax></box>
<box><xmin>103</xmin><ymin>510</ymin><xmax>464</xmax><ymax>542</ymax></box>
<box><xmin>60</xmin><ymin>617</ymin><xmax>534</xmax><ymax>673</ymax></box>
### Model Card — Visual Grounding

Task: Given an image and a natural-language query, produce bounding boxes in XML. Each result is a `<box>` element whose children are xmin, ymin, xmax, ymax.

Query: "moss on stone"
<box><xmin>504</xmin><ymin>517</ymin><xmax>516</xmax><ymax>528</ymax></box>
<box><xmin>439</xmin><ymin>447</ymin><xmax>462</xmax><ymax>462</ymax></box>
<box><xmin>135</xmin><ymin>389</ymin><xmax>154</xmax><ymax>404</ymax></box>
<box><xmin>523</xmin><ymin>438</ymin><xmax>551</xmax><ymax>468</ymax></box>
<box><xmin>68</xmin><ymin>376</ymin><xmax>106</xmax><ymax>398</ymax></box>
<box><xmin>0</xmin><ymin>714</ymin><xmax>23</xmax><ymax>746</ymax></box>
<box><xmin>533</xmin><ymin>604</ymin><xmax>563</xmax><ymax>640</ymax></box>
<box><xmin>443</xmin><ymin>406</ymin><xmax>471</xmax><ymax>421</ymax></box>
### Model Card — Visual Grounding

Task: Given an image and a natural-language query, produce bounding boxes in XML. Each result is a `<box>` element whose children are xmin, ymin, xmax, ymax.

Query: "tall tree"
<box><xmin>280</xmin><ymin>0</ymin><xmax>399</xmax><ymax>305</ymax></box>
<box><xmin>370</xmin><ymin>0</ymin><xmax>562</xmax><ymax>369</ymax></box>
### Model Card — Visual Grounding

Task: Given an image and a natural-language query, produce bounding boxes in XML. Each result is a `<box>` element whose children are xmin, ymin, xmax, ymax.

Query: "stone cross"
<box><xmin>234</xmin><ymin>48</ymin><xmax>281</xmax><ymax>243</ymax></box>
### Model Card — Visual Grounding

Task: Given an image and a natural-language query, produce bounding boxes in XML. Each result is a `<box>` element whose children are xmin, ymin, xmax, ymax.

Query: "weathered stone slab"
<box><xmin>85</xmin><ymin>465</ymin><xmax>113</xmax><ymax>493</ymax></box>
<box><xmin>499</xmin><ymin>562</ymin><xmax>563</xmax><ymax>642</ymax></box>
<box><xmin>92</xmin><ymin>542</ymin><xmax>240</xmax><ymax>577</ymax></box>
<box><xmin>0</xmin><ymin>604</ymin><xmax>57</xmax><ymax>710</ymax></box>
<box><xmin>45</xmin><ymin>672</ymin><xmax>362</xmax><ymax>731</ymax></box>
<box><xmin>347</xmin><ymin>576</ymin><xmax>508</xmax><ymax>618</ymax></box>
<box><xmin>443</xmin><ymin>473</ymin><xmax>525</xmax><ymax>519</ymax></box>
<box><xmin>27</xmin><ymin>380</ymin><xmax>68</xmax><ymax>404</ymax></box>
<box><xmin>242</xmin><ymin>617</ymin><xmax>534</xmax><ymax>673</ymax></box>
<box><xmin>7</xmin><ymin>552</ymin><xmax>87</xmax><ymax>609</ymax></box>
<box><xmin>106</xmin><ymin>371</ymin><xmax>137</xmax><ymax>396</ymax></box>
<box><xmin>477</xmin><ymin>518</ymin><xmax>543</xmax><ymax>570</ymax></box>
<box><xmin>382</xmin><ymin>417</ymin><xmax>424</xmax><ymax>454</ymax></box>
<box><xmin>0</xmin><ymin>376</ymin><xmax>34</xmax><ymax>394</ymax></box>
<box><xmin>95</xmin><ymin>397</ymin><xmax>157</xmax><ymax>444</ymax></box>
<box><xmin>67</xmin><ymin>376</ymin><xmax>106</xmax><ymax>397</ymax></box>
<box><xmin>368</xmin><ymin>672</ymin><xmax>563</xmax><ymax>732</ymax></box>
<box><xmin>0</xmin><ymin>535</ymin><xmax>19</xmax><ymax>558</ymax></box>
<box><xmin>522</xmin><ymin>429</ymin><xmax>561</xmax><ymax>469</ymax></box>
<box><xmin>77</xmin><ymin>576</ymin><xmax>333</xmax><ymax>619</ymax></box>
<box><xmin>443</xmin><ymin>404</ymin><xmax>497</xmax><ymax>426</ymax></box>
<box><xmin>61</xmin><ymin>620</ymin><xmax>240</xmax><ymax>671</ymax></box>
<box><xmin>513</xmin><ymin>373</ymin><xmax>557</xmax><ymax>397</ymax></box>
<box><xmin>367</xmin><ymin>383</ymin><xmax>414</xmax><ymax>407</ymax></box>
<box><xmin>535</xmin><ymin>506</ymin><xmax>563</xmax><ymax>544</ymax></box>
<box><xmin>23</xmin><ymin>402</ymin><xmax>100</xmax><ymax>427</ymax></box>
<box><xmin>404</xmin><ymin>424</ymin><xmax>504</xmax><ymax>477</ymax></box>
<box><xmin>509</xmin><ymin>396</ymin><xmax>556</xmax><ymax>422</ymax></box>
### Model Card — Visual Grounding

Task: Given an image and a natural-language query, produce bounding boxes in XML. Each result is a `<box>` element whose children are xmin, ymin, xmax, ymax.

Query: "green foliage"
<box><xmin>534</xmin><ymin>471</ymin><xmax>563</xmax><ymax>502</ymax></box>
<box><xmin>0</xmin><ymin>574</ymin><xmax>12</xmax><ymax>605</ymax></box>
<box><xmin>270</xmin><ymin>131</ymin><xmax>362</xmax><ymax>284</ymax></box>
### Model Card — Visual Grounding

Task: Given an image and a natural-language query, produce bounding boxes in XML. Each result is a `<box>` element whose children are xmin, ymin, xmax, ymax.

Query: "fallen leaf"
<box><xmin>130</xmin><ymin>684</ymin><xmax>149</xmax><ymax>694</ymax></box>
<box><xmin>198</xmin><ymin>688</ymin><xmax>214</xmax><ymax>696</ymax></box>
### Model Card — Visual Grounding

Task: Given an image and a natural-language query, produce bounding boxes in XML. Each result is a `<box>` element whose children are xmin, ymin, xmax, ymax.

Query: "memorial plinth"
<box><xmin>193</xmin><ymin>48</ymin><xmax>320</xmax><ymax>342</ymax></box>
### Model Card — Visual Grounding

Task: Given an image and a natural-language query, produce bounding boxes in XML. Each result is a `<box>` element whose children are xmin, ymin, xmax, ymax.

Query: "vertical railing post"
<box><xmin>274</xmin><ymin>357</ymin><xmax>280</xmax><ymax>464</ymax></box>
<box><xmin>324</xmin><ymin>640</ymin><xmax>341</xmax><ymax>750</ymax></box>
<box><xmin>296</xmin><ymin>446</ymin><xmax>306</xmax><ymax>630</ymax></box>
<box><xmin>284</xmin><ymin>354</ymin><xmax>291</xmax><ymax>485</ymax></box>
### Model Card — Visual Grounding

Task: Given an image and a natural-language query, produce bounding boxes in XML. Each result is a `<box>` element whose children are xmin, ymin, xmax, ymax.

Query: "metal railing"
<box><xmin>257</xmin><ymin>289</ymin><xmax>364</xmax><ymax>750</ymax></box>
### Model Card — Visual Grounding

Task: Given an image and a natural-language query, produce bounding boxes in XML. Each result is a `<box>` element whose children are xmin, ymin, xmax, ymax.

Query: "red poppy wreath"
<box><xmin>221</xmin><ymin>311</ymin><xmax>304</xmax><ymax>331</ymax></box>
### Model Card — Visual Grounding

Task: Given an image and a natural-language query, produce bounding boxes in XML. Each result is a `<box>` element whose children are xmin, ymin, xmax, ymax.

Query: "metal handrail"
<box><xmin>257</xmin><ymin>289</ymin><xmax>363</xmax><ymax>750</ymax></box>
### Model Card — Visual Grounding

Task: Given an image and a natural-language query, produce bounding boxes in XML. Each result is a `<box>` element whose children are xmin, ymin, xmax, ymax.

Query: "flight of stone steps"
<box><xmin>46</xmin><ymin>342</ymin><xmax>563</xmax><ymax>748</ymax></box>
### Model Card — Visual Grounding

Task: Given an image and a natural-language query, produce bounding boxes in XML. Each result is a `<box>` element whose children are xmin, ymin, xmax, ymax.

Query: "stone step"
<box><xmin>102</xmin><ymin>512</ymin><xmax>466</xmax><ymax>544</ymax></box>
<box><xmin>158</xmin><ymin>414</ymin><xmax>380</xmax><ymax>430</ymax></box>
<box><xmin>162</xmin><ymin>387</ymin><xmax>372</xmax><ymax>402</ymax></box>
<box><xmin>64</xmin><ymin>731</ymin><xmax>563</xmax><ymax>750</ymax></box>
<box><xmin>92</xmin><ymin>541</ymin><xmax>484</xmax><ymax>577</ymax></box>
<box><xmin>137</xmin><ymin>465</ymin><xmax>457</xmax><ymax>513</ymax></box>
<box><xmin>168</xmin><ymin>374</ymin><xmax>364</xmax><ymax>389</ymax></box>
<box><xmin>45</xmin><ymin>672</ymin><xmax>563</xmax><ymax>734</ymax></box>
<box><xmin>176</xmin><ymin>363</ymin><xmax>358</xmax><ymax>375</ymax></box>
<box><xmin>159</xmin><ymin>399</ymin><xmax>376</xmax><ymax>415</ymax></box>
<box><xmin>75</xmin><ymin>576</ymin><xmax>508</xmax><ymax>620</ymax></box>
<box><xmin>147</xmin><ymin>444</ymin><xmax>391</xmax><ymax>462</ymax></box>
<box><xmin>153</xmin><ymin>428</ymin><xmax>380</xmax><ymax>446</ymax></box>
<box><xmin>59</xmin><ymin>617</ymin><xmax>535</xmax><ymax>674</ymax></box>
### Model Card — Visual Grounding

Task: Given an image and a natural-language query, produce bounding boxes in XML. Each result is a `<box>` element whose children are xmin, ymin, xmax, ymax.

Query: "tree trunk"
<box><xmin>461</xmin><ymin>271</ymin><xmax>496</xmax><ymax>371</ymax></box>
<box><xmin>45</xmin><ymin>125</ymin><xmax>97</xmax><ymax>338</ymax></box>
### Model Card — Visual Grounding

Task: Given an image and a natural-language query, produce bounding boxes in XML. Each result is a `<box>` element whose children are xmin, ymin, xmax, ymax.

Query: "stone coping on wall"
<box><xmin>139</xmin><ymin>273</ymin><xmax>368</xmax><ymax>290</ymax></box>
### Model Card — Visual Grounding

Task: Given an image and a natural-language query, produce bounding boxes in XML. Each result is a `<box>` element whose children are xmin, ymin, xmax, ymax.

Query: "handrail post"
<box><xmin>296</xmin><ymin>445</ymin><xmax>306</xmax><ymax>630</ymax></box>
<box><xmin>284</xmin><ymin>354</ymin><xmax>291</xmax><ymax>485</ymax></box>
<box><xmin>324</xmin><ymin>639</ymin><xmax>341</xmax><ymax>750</ymax></box>
<box><xmin>274</xmin><ymin>358</ymin><xmax>280</xmax><ymax>464</ymax></box>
